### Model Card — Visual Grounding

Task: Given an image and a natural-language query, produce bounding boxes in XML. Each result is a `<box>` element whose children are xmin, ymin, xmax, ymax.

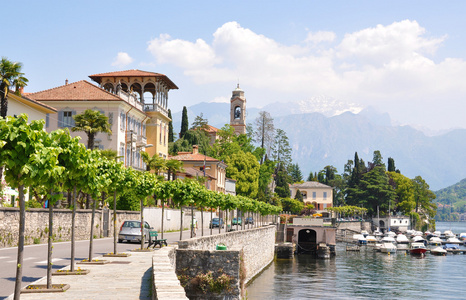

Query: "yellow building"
<box><xmin>27</xmin><ymin>70</ymin><xmax>178</xmax><ymax>169</ymax></box>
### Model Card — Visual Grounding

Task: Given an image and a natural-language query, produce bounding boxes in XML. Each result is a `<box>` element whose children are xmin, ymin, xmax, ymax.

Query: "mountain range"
<box><xmin>171</xmin><ymin>101</ymin><xmax>466</xmax><ymax>191</ymax></box>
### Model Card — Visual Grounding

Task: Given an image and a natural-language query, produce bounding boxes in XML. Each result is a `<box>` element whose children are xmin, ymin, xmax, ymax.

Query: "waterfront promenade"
<box><xmin>14</xmin><ymin>251</ymin><xmax>155</xmax><ymax>300</ymax></box>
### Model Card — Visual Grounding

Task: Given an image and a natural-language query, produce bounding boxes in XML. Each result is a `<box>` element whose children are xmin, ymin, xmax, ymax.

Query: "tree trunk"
<box><xmin>210</xmin><ymin>209</ymin><xmax>213</xmax><ymax>236</ymax></box>
<box><xmin>190</xmin><ymin>204</ymin><xmax>194</xmax><ymax>238</ymax></box>
<box><xmin>113</xmin><ymin>191</ymin><xmax>117</xmax><ymax>255</ymax></box>
<box><xmin>201</xmin><ymin>207</ymin><xmax>204</xmax><ymax>237</ymax></box>
<box><xmin>161</xmin><ymin>200</ymin><xmax>165</xmax><ymax>240</ymax></box>
<box><xmin>71</xmin><ymin>186</ymin><xmax>76</xmax><ymax>271</ymax></box>
<box><xmin>86</xmin><ymin>193</ymin><xmax>90</xmax><ymax>209</ymax></box>
<box><xmin>13</xmin><ymin>184</ymin><xmax>25</xmax><ymax>300</ymax></box>
<box><xmin>218</xmin><ymin>209</ymin><xmax>221</xmax><ymax>234</ymax></box>
<box><xmin>46</xmin><ymin>196</ymin><xmax>53</xmax><ymax>289</ymax></box>
<box><xmin>89</xmin><ymin>196</ymin><xmax>96</xmax><ymax>261</ymax></box>
<box><xmin>140</xmin><ymin>197</ymin><xmax>145</xmax><ymax>249</ymax></box>
<box><xmin>179</xmin><ymin>206</ymin><xmax>183</xmax><ymax>240</ymax></box>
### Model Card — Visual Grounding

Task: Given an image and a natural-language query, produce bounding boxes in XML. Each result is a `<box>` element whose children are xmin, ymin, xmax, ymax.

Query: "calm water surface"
<box><xmin>246</xmin><ymin>222</ymin><xmax>466</xmax><ymax>299</ymax></box>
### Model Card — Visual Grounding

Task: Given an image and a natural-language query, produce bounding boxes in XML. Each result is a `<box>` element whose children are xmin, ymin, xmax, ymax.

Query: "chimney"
<box><xmin>19</xmin><ymin>87</ymin><xmax>24</xmax><ymax>95</ymax></box>
<box><xmin>65</xmin><ymin>79</ymin><xmax>68</xmax><ymax>85</ymax></box>
<box><xmin>192</xmin><ymin>145</ymin><xmax>199</xmax><ymax>154</ymax></box>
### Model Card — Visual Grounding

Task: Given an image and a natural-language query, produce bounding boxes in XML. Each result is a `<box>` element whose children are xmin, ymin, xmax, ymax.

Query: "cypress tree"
<box><xmin>179</xmin><ymin>106</ymin><xmax>188</xmax><ymax>139</ymax></box>
<box><xmin>294</xmin><ymin>189</ymin><xmax>303</xmax><ymax>202</ymax></box>
<box><xmin>168</xmin><ymin>109</ymin><xmax>174</xmax><ymax>143</ymax></box>
<box><xmin>387</xmin><ymin>157</ymin><xmax>396</xmax><ymax>172</ymax></box>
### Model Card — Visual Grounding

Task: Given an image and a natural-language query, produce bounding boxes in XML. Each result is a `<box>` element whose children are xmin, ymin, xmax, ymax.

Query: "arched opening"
<box><xmin>379</xmin><ymin>220</ymin><xmax>385</xmax><ymax>229</ymax></box>
<box><xmin>130</xmin><ymin>82</ymin><xmax>142</xmax><ymax>101</ymax></box>
<box><xmin>297</xmin><ymin>229</ymin><xmax>317</xmax><ymax>254</ymax></box>
<box><xmin>121</xmin><ymin>83</ymin><xmax>129</xmax><ymax>93</ymax></box>
<box><xmin>234</xmin><ymin>106</ymin><xmax>241</xmax><ymax>119</ymax></box>
<box><xmin>103</xmin><ymin>83</ymin><xmax>114</xmax><ymax>93</ymax></box>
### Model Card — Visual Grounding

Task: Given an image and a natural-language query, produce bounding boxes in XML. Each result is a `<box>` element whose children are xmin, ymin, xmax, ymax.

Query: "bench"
<box><xmin>149</xmin><ymin>231</ymin><xmax>167</xmax><ymax>248</ymax></box>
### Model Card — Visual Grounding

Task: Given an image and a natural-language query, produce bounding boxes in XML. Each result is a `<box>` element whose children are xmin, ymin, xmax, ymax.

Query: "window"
<box><xmin>323</xmin><ymin>192</ymin><xmax>327</xmax><ymax>199</ymax></box>
<box><xmin>312</xmin><ymin>192</ymin><xmax>316</xmax><ymax>199</ymax></box>
<box><xmin>63</xmin><ymin>111</ymin><xmax>73</xmax><ymax>127</ymax></box>
<box><xmin>301</xmin><ymin>192</ymin><xmax>307</xmax><ymax>199</ymax></box>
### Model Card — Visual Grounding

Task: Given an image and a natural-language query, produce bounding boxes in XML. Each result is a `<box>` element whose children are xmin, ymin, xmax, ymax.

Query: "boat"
<box><xmin>380</xmin><ymin>242</ymin><xmax>397</xmax><ymax>254</ymax></box>
<box><xmin>446</xmin><ymin>237</ymin><xmax>462</xmax><ymax>244</ymax></box>
<box><xmin>410</xmin><ymin>242</ymin><xmax>427</xmax><ymax>255</ymax></box>
<box><xmin>353</xmin><ymin>234</ymin><xmax>367</xmax><ymax>245</ymax></box>
<box><xmin>381</xmin><ymin>236</ymin><xmax>396</xmax><ymax>243</ymax></box>
<box><xmin>443</xmin><ymin>230</ymin><xmax>455</xmax><ymax>239</ymax></box>
<box><xmin>396</xmin><ymin>234</ymin><xmax>410</xmax><ymax>244</ymax></box>
<box><xmin>361</xmin><ymin>230</ymin><xmax>369</xmax><ymax>237</ymax></box>
<box><xmin>412</xmin><ymin>236</ymin><xmax>426</xmax><ymax>244</ymax></box>
<box><xmin>433</xmin><ymin>231</ymin><xmax>441</xmax><ymax>237</ymax></box>
<box><xmin>385</xmin><ymin>231</ymin><xmax>396</xmax><ymax>238</ymax></box>
<box><xmin>443</xmin><ymin>244</ymin><xmax>460</xmax><ymax>251</ymax></box>
<box><xmin>366</xmin><ymin>235</ymin><xmax>378</xmax><ymax>244</ymax></box>
<box><xmin>431</xmin><ymin>246</ymin><xmax>447</xmax><ymax>256</ymax></box>
<box><xmin>429</xmin><ymin>237</ymin><xmax>443</xmax><ymax>246</ymax></box>
<box><xmin>459</xmin><ymin>233</ymin><xmax>466</xmax><ymax>241</ymax></box>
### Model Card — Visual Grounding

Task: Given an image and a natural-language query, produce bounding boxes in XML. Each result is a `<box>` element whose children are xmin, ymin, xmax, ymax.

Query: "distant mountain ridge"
<box><xmin>171</xmin><ymin>102</ymin><xmax>466</xmax><ymax>190</ymax></box>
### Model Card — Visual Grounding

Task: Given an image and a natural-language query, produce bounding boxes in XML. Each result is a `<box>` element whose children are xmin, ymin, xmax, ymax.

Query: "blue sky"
<box><xmin>3</xmin><ymin>1</ymin><xmax>466</xmax><ymax>132</ymax></box>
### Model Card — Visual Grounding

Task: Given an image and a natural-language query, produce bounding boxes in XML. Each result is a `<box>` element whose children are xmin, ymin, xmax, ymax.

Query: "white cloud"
<box><xmin>146</xmin><ymin>20</ymin><xmax>466</xmax><ymax>130</ymax></box>
<box><xmin>305</xmin><ymin>31</ymin><xmax>336</xmax><ymax>44</ymax></box>
<box><xmin>111</xmin><ymin>52</ymin><xmax>134</xmax><ymax>67</ymax></box>
<box><xmin>210</xmin><ymin>96</ymin><xmax>229</xmax><ymax>103</ymax></box>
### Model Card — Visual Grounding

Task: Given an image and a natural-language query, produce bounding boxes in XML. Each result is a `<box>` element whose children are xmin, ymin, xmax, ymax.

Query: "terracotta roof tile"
<box><xmin>88</xmin><ymin>69</ymin><xmax>178</xmax><ymax>89</ymax></box>
<box><xmin>169</xmin><ymin>153</ymin><xmax>220</xmax><ymax>162</ymax></box>
<box><xmin>291</xmin><ymin>182</ymin><xmax>332</xmax><ymax>189</ymax></box>
<box><xmin>204</xmin><ymin>125</ymin><xmax>219</xmax><ymax>133</ymax></box>
<box><xmin>27</xmin><ymin>80</ymin><xmax>122</xmax><ymax>102</ymax></box>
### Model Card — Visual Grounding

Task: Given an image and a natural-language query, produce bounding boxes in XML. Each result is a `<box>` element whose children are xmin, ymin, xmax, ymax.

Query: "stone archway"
<box><xmin>297</xmin><ymin>228</ymin><xmax>317</xmax><ymax>254</ymax></box>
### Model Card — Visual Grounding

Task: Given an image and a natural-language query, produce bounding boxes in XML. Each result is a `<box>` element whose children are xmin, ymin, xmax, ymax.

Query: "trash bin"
<box><xmin>216</xmin><ymin>243</ymin><xmax>227</xmax><ymax>250</ymax></box>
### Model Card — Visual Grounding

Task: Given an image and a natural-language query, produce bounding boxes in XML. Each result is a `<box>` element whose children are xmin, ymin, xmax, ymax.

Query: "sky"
<box><xmin>3</xmin><ymin>1</ymin><xmax>466</xmax><ymax>133</ymax></box>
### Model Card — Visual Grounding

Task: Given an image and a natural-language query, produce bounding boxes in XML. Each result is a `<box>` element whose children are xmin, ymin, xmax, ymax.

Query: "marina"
<box><xmin>247</xmin><ymin>222</ymin><xmax>466</xmax><ymax>299</ymax></box>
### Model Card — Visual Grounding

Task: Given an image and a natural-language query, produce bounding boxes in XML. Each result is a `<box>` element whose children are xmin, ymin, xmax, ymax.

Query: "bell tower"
<box><xmin>230</xmin><ymin>84</ymin><xmax>246</xmax><ymax>135</ymax></box>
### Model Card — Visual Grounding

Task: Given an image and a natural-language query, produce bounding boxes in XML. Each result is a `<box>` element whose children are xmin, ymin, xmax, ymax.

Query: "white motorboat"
<box><xmin>380</xmin><ymin>242</ymin><xmax>397</xmax><ymax>253</ymax></box>
<box><xmin>431</xmin><ymin>246</ymin><xmax>447</xmax><ymax>256</ymax></box>
<box><xmin>396</xmin><ymin>234</ymin><xmax>410</xmax><ymax>244</ymax></box>
<box><xmin>459</xmin><ymin>233</ymin><xmax>466</xmax><ymax>241</ymax></box>
<box><xmin>429</xmin><ymin>237</ymin><xmax>443</xmax><ymax>246</ymax></box>
<box><xmin>353</xmin><ymin>234</ymin><xmax>367</xmax><ymax>245</ymax></box>
<box><xmin>412</xmin><ymin>236</ymin><xmax>426</xmax><ymax>244</ymax></box>
<box><xmin>410</xmin><ymin>242</ymin><xmax>427</xmax><ymax>255</ymax></box>
<box><xmin>381</xmin><ymin>236</ymin><xmax>396</xmax><ymax>243</ymax></box>
<box><xmin>444</xmin><ymin>230</ymin><xmax>455</xmax><ymax>239</ymax></box>
<box><xmin>366</xmin><ymin>235</ymin><xmax>378</xmax><ymax>244</ymax></box>
<box><xmin>433</xmin><ymin>231</ymin><xmax>441</xmax><ymax>237</ymax></box>
<box><xmin>446</xmin><ymin>237</ymin><xmax>462</xmax><ymax>244</ymax></box>
<box><xmin>385</xmin><ymin>231</ymin><xmax>396</xmax><ymax>238</ymax></box>
<box><xmin>361</xmin><ymin>230</ymin><xmax>369</xmax><ymax>237</ymax></box>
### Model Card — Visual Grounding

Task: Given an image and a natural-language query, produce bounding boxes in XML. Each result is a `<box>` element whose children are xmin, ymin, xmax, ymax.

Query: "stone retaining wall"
<box><xmin>0</xmin><ymin>207</ymin><xmax>138</xmax><ymax>248</ymax></box>
<box><xmin>175</xmin><ymin>225</ymin><xmax>276</xmax><ymax>299</ymax></box>
<box><xmin>336</xmin><ymin>221</ymin><xmax>372</xmax><ymax>233</ymax></box>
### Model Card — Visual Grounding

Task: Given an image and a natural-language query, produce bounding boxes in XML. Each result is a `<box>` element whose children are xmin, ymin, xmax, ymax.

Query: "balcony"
<box><xmin>144</xmin><ymin>103</ymin><xmax>168</xmax><ymax>117</ymax></box>
<box><xmin>136</xmin><ymin>135</ymin><xmax>147</xmax><ymax>147</ymax></box>
<box><xmin>126</xmin><ymin>131</ymin><xmax>137</xmax><ymax>143</ymax></box>
<box><xmin>118</xmin><ymin>90</ymin><xmax>143</xmax><ymax>111</ymax></box>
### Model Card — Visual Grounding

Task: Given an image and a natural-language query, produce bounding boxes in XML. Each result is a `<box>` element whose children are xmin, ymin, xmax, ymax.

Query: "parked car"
<box><xmin>245</xmin><ymin>217</ymin><xmax>254</xmax><ymax>225</ymax></box>
<box><xmin>118</xmin><ymin>220</ymin><xmax>152</xmax><ymax>243</ymax></box>
<box><xmin>209</xmin><ymin>218</ymin><xmax>224</xmax><ymax>228</ymax></box>
<box><xmin>232</xmin><ymin>217</ymin><xmax>242</xmax><ymax>226</ymax></box>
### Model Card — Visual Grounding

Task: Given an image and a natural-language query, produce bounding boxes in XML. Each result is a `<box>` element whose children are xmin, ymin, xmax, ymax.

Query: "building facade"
<box><xmin>290</xmin><ymin>181</ymin><xmax>334</xmax><ymax>217</ymax></box>
<box><xmin>170</xmin><ymin>145</ymin><xmax>227</xmax><ymax>194</ymax></box>
<box><xmin>27</xmin><ymin>70</ymin><xmax>178</xmax><ymax>170</ymax></box>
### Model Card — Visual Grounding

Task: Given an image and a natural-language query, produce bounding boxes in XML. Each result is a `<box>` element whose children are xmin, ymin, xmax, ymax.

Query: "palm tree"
<box><xmin>0</xmin><ymin>57</ymin><xmax>28</xmax><ymax>117</ymax></box>
<box><xmin>72</xmin><ymin>109</ymin><xmax>112</xmax><ymax>149</ymax></box>
<box><xmin>166</xmin><ymin>159</ymin><xmax>184</xmax><ymax>181</ymax></box>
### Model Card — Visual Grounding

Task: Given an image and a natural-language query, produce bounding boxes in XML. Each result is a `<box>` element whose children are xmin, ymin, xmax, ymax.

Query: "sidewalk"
<box><xmin>12</xmin><ymin>251</ymin><xmax>154</xmax><ymax>300</ymax></box>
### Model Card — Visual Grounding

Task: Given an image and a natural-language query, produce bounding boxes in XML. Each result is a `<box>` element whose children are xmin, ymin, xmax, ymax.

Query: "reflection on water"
<box><xmin>246</xmin><ymin>222</ymin><xmax>466</xmax><ymax>300</ymax></box>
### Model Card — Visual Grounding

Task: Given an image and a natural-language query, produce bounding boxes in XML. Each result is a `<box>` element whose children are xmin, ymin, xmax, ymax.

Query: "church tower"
<box><xmin>230</xmin><ymin>84</ymin><xmax>246</xmax><ymax>135</ymax></box>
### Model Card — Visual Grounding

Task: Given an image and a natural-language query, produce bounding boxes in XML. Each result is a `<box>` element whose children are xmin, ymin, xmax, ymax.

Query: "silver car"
<box><xmin>118</xmin><ymin>220</ymin><xmax>152</xmax><ymax>243</ymax></box>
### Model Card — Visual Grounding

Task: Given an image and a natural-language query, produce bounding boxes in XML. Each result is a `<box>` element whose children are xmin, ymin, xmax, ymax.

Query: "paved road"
<box><xmin>0</xmin><ymin>225</ymin><xmax>236</xmax><ymax>299</ymax></box>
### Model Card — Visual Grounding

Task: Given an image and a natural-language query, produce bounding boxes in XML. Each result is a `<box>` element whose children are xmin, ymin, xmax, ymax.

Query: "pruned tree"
<box><xmin>168</xmin><ymin>109</ymin><xmax>175</xmax><ymax>143</ymax></box>
<box><xmin>179</xmin><ymin>106</ymin><xmax>189</xmax><ymax>138</ymax></box>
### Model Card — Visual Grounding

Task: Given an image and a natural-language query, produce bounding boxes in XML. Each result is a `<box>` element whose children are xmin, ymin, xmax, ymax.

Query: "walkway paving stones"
<box><xmin>10</xmin><ymin>251</ymin><xmax>155</xmax><ymax>300</ymax></box>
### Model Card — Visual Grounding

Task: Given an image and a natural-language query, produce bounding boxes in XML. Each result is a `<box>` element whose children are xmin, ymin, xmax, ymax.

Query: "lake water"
<box><xmin>246</xmin><ymin>222</ymin><xmax>466</xmax><ymax>299</ymax></box>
